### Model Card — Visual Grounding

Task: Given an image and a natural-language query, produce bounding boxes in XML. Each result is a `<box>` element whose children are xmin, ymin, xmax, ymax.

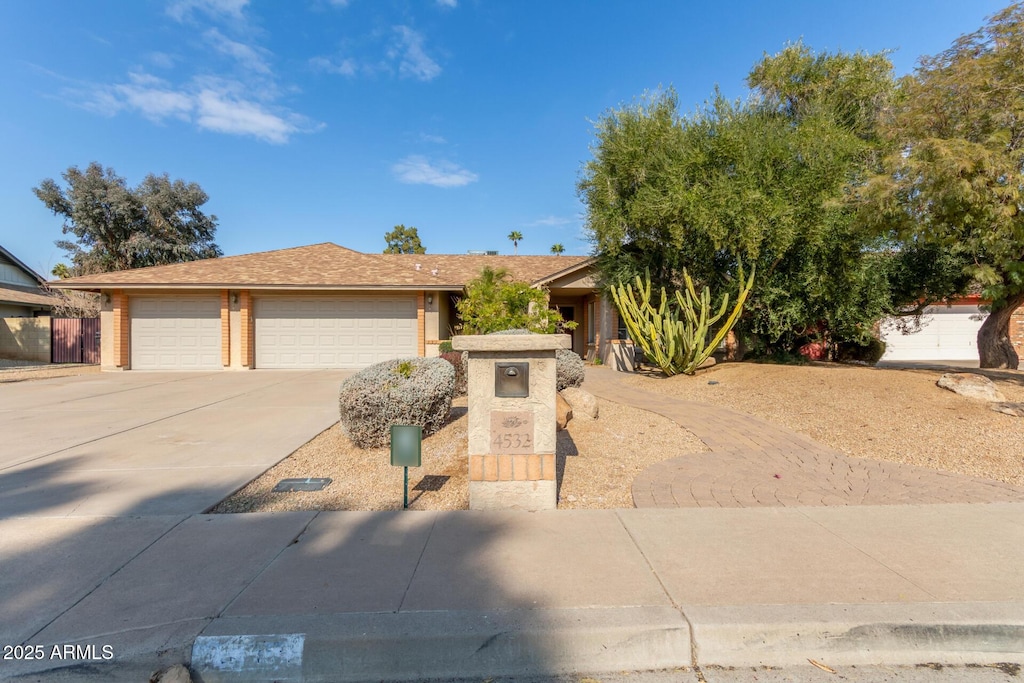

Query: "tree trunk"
<box><xmin>977</xmin><ymin>292</ymin><xmax>1024</xmax><ymax>370</ymax></box>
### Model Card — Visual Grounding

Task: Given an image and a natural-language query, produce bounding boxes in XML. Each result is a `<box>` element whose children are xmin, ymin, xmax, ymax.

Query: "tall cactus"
<box><xmin>611</xmin><ymin>262</ymin><xmax>754</xmax><ymax>376</ymax></box>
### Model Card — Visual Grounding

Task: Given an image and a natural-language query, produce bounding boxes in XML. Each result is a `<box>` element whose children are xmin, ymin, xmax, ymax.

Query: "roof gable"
<box><xmin>0</xmin><ymin>244</ymin><xmax>46</xmax><ymax>287</ymax></box>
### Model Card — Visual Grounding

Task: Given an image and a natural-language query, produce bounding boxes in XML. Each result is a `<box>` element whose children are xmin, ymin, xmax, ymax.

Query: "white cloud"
<box><xmin>194</xmin><ymin>88</ymin><xmax>305</xmax><ymax>143</ymax></box>
<box><xmin>309</xmin><ymin>55</ymin><xmax>358</xmax><ymax>77</ymax></box>
<box><xmin>204</xmin><ymin>28</ymin><xmax>271</xmax><ymax>73</ymax></box>
<box><xmin>528</xmin><ymin>216</ymin><xmax>577</xmax><ymax>227</ymax></box>
<box><xmin>392</xmin><ymin>26</ymin><xmax>441</xmax><ymax>81</ymax></box>
<box><xmin>420</xmin><ymin>133</ymin><xmax>446</xmax><ymax>144</ymax></box>
<box><xmin>392</xmin><ymin>155</ymin><xmax>477</xmax><ymax>188</ymax></box>
<box><xmin>147</xmin><ymin>51</ymin><xmax>178</xmax><ymax>69</ymax></box>
<box><xmin>167</xmin><ymin>0</ymin><xmax>249</xmax><ymax>21</ymax></box>
<box><xmin>78</xmin><ymin>73</ymin><xmax>319</xmax><ymax>144</ymax></box>
<box><xmin>436</xmin><ymin>0</ymin><xmax>457</xmax><ymax>7</ymax></box>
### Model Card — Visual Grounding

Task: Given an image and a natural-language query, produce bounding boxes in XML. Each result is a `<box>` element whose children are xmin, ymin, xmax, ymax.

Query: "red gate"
<box><xmin>52</xmin><ymin>318</ymin><xmax>100</xmax><ymax>364</ymax></box>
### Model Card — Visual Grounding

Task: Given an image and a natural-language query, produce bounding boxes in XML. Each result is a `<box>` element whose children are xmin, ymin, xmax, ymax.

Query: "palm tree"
<box><xmin>550</xmin><ymin>243</ymin><xmax>565</xmax><ymax>255</ymax></box>
<box><xmin>507</xmin><ymin>231</ymin><xmax>523</xmax><ymax>255</ymax></box>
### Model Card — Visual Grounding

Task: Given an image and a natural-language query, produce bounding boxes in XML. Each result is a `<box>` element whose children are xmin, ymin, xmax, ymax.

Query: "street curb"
<box><xmin>190</xmin><ymin>607</ymin><xmax>692</xmax><ymax>682</ymax></box>
<box><xmin>686</xmin><ymin>602</ymin><xmax>1024</xmax><ymax>667</ymax></box>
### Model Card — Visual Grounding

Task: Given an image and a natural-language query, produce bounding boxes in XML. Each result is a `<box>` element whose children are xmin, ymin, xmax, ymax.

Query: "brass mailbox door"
<box><xmin>495</xmin><ymin>362</ymin><xmax>529</xmax><ymax>397</ymax></box>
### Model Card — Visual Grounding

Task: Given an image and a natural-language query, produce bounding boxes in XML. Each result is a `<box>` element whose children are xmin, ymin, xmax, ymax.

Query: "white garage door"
<box><xmin>131</xmin><ymin>297</ymin><xmax>221</xmax><ymax>370</ymax></box>
<box><xmin>880</xmin><ymin>305</ymin><xmax>988</xmax><ymax>361</ymax></box>
<box><xmin>254</xmin><ymin>297</ymin><xmax>418</xmax><ymax>369</ymax></box>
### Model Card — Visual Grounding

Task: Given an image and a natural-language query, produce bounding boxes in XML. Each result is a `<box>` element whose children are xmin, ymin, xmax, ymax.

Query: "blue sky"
<box><xmin>0</xmin><ymin>0</ymin><xmax>1010</xmax><ymax>277</ymax></box>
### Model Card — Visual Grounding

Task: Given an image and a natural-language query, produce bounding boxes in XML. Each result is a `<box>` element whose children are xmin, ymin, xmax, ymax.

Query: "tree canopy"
<box><xmin>856</xmin><ymin>2</ymin><xmax>1024</xmax><ymax>368</ymax></box>
<box><xmin>579</xmin><ymin>42</ymin><xmax>978</xmax><ymax>356</ymax></box>
<box><xmin>383</xmin><ymin>224</ymin><xmax>426</xmax><ymax>254</ymax></box>
<box><xmin>34</xmin><ymin>162</ymin><xmax>221</xmax><ymax>276</ymax></box>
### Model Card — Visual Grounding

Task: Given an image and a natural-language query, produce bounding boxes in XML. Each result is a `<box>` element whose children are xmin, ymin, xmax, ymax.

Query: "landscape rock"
<box><xmin>991</xmin><ymin>402</ymin><xmax>1024</xmax><ymax>417</ymax></box>
<box><xmin>936</xmin><ymin>373</ymin><xmax>1007</xmax><ymax>402</ymax></box>
<box><xmin>150</xmin><ymin>664</ymin><xmax>192</xmax><ymax>683</ymax></box>
<box><xmin>556</xmin><ymin>392</ymin><xmax>573</xmax><ymax>430</ymax></box>
<box><xmin>561</xmin><ymin>387</ymin><xmax>599</xmax><ymax>419</ymax></box>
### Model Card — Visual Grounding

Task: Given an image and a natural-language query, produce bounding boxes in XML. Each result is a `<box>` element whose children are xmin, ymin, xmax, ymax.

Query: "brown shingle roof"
<box><xmin>51</xmin><ymin>242</ymin><xmax>591</xmax><ymax>291</ymax></box>
<box><xmin>0</xmin><ymin>284</ymin><xmax>55</xmax><ymax>307</ymax></box>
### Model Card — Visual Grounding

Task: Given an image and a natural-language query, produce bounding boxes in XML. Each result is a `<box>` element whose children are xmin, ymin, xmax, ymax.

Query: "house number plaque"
<box><xmin>489</xmin><ymin>411</ymin><xmax>534</xmax><ymax>454</ymax></box>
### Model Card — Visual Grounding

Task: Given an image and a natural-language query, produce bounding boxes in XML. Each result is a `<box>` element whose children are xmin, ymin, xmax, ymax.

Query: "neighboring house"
<box><xmin>879</xmin><ymin>294</ymin><xmax>1024</xmax><ymax>362</ymax></box>
<box><xmin>0</xmin><ymin>244</ymin><xmax>54</xmax><ymax>317</ymax></box>
<box><xmin>52</xmin><ymin>243</ymin><xmax>628</xmax><ymax>372</ymax></box>
<box><xmin>0</xmin><ymin>244</ymin><xmax>54</xmax><ymax>362</ymax></box>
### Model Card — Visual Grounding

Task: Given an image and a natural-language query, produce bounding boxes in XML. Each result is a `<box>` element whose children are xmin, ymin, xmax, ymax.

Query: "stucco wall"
<box><xmin>0</xmin><ymin>317</ymin><xmax>50</xmax><ymax>362</ymax></box>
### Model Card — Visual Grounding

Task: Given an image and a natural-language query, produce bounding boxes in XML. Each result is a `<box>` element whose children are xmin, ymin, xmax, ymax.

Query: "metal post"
<box><xmin>403</xmin><ymin>466</ymin><xmax>409</xmax><ymax>509</ymax></box>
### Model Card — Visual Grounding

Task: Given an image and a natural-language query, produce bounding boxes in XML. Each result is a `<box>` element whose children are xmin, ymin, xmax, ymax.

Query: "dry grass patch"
<box><xmin>213</xmin><ymin>395</ymin><xmax>707</xmax><ymax>513</ymax></box>
<box><xmin>619</xmin><ymin>362</ymin><xmax>1024</xmax><ymax>487</ymax></box>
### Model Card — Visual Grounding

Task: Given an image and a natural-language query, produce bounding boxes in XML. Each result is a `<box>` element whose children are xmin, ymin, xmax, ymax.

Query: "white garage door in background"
<box><xmin>254</xmin><ymin>296</ymin><xmax>417</xmax><ymax>369</ymax></box>
<box><xmin>880</xmin><ymin>305</ymin><xmax>988</xmax><ymax>361</ymax></box>
<box><xmin>130</xmin><ymin>297</ymin><xmax>221</xmax><ymax>370</ymax></box>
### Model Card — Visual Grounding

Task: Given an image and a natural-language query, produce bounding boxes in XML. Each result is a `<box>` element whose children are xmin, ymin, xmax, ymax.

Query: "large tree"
<box><xmin>579</xmin><ymin>46</ymin><xmax>933</xmax><ymax>354</ymax></box>
<box><xmin>585</xmin><ymin>44</ymin><xmax>974</xmax><ymax>356</ymax></box>
<box><xmin>857</xmin><ymin>3</ymin><xmax>1024</xmax><ymax>368</ymax></box>
<box><xmin>383</xmin><ymin>224</ymin><xmax>426</xmax><ymax>254</ymax></box>
<box><xmin>34</xmin><ymin>162</ymin><xmax>221</xmax><ymax>275</ymax></box>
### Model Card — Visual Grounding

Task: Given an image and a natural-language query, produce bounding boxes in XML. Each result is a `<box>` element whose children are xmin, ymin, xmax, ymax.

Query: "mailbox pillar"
<box><xmin>452</xmin><ymin>333</ymin><xmax>570</xmax><ymax>510</ymax></box>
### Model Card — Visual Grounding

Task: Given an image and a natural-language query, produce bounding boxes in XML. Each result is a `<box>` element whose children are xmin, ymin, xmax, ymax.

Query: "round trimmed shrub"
<box><xmin>339</xmin><ymin>357</ymin><xmax>456</xmax><ymax>448</ymax></box>
<box><xmin>488</xmin><ymin>329</ymin><xmax>585</xmax><ymax>391</ymax></box>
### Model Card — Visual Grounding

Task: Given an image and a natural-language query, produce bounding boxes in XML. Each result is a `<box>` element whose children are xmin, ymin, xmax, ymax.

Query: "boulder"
<box><xmin>556</xmin><ymin>392</ymin><xmax>573</xmax><ymax>430</ymax></box>
<box><xmin>936</xmin><ymin>373</ymin><xmax>1007</xmax><ymax>402</ymax></box>
<box><xmin>992</xmin><ymin>402</ymin><xmax>1024</xmax><ymax>417</ymax></box>
<box><xmin>561</xmin><ymin>387</ymin><xmax>599</xmax><ymax>419</ymax></box>
<box><xmin>150</xmin><ymin>664</ymin><xmax>192</xmax><ymax>683</ymax></box>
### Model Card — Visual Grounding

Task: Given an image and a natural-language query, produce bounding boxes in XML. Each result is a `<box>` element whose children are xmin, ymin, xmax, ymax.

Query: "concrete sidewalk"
<box><xmin>4</xmin><ymin>503</ymin><xmax>1022</xmax><ymax>682</ymax></box>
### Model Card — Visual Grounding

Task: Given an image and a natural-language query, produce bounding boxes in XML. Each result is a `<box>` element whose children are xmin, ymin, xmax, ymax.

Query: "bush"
<box><xmin>835</xmin><ymin>338</ymin><xmax>887</xmax><ymax>364</ymax></box>
<box><xmin>488</xmin><ymin>329</ymin><xmax>585</xmax><ymax>391</ymax></box>
<box><xmin>438</xmin><ymin>340</ymin><xmax>454</xmax><ymax>353</ymax></box>
<box><xmin>440</xmin><ymin>351</ymin><xmax>468</xmax><ymax>396</ymax></box>
<box><xmin>339</xmin><ymin>357</ymin><xmax>455</xmax><ymax>448</ymax></box>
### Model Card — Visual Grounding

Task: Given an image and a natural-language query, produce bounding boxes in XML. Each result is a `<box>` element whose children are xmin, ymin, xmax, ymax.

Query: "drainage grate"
<box><xmin>273</xmin><ymin>477</ymin><xmax>332</xmax><ymax>492</ymax></box>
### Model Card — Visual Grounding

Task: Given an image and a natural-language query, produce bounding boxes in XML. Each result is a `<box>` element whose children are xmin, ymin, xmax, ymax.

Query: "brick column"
<box><xmin>112</xmin><ymin>290</ymin><xmax>129</xmax><ymax>368</ymax></box>
<box><xmin>453</xmin><ymin>333</ymin><xmax>570</xmax><ymax>510</ymax></box>
<box><xmin>220</xmin><ymin>290</ymin><xmax>230</xmax><ymax>367</ymax></box>
<box><xmin>1011</xmin><ymin>306</ymin><xmax>1024</xmax><ymax>357</ymax></box>
<box><xmin>240</xmin><ymin>290</ymin><xmax>253</xmax><ymax>368</ymax></box>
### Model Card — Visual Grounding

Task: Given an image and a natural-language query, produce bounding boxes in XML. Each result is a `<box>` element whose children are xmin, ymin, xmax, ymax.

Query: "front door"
<box><xmin>557</xmin><ymin>305</ymin><xmax>576</xmax><ymax>354</ymax></box>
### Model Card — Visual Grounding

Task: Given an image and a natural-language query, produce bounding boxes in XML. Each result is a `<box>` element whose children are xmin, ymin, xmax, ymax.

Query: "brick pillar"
<box><xmin>1011</xmin><ymin>305</ymin><xmax>1024</xmax><ymax>358</ymax></box>
<box><xmin>240</xmin><ymin>290</ymin><xmax>253</xmax><ymax>368</ymax></box>
<box><xmin>453</xmin><ymin>333</ymin><xmax>569</xmax><ymax>510</ymax></box>
<box><xmin>220</xmin><ymin>290</ymin><xmax>230</xmax><ymax>367</ymax></box>
<box><xmin>112</xmin><ymin>290</ymin><xmax>129</xmax><ymax>368</ymax></box>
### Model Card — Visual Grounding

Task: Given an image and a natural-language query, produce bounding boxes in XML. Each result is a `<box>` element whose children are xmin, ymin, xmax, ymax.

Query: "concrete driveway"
<box><xmin>0</xmin><ymin>370</ymin><xmax>350</xmax><ymax>518</ymax></box>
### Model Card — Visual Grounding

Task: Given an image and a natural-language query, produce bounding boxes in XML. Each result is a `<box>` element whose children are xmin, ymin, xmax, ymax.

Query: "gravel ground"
<box><xmin>619</xmin><ymin>362</ymin><xmax>1024</xmax><ymax>487</ymax></box>
<box><xmin>213</xmin><ymin>394</ymin><xmax>708</xmax><ymax>513</ymax></box>
<box><xmin>213</xmin><ymin>360</ymin><xmax>1024</xmax><ymax>513</ymax></box>
<box><xmin>0</xmin><ymin>361</ymin><xmax>100</xmax><ymax>383</ymax></box>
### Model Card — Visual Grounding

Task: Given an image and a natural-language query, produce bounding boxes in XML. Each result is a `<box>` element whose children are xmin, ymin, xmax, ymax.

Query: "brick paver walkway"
<box><xmin>581</xmin><ymin>367</ymin><xmax>1024</xmax><ymax>508</ymax></box>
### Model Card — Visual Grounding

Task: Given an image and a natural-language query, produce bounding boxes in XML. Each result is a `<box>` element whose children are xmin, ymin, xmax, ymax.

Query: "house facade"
<box><xmin>879</xmin><ymin>294</ymin><xmax>1024</xmax><ymax>362</ymax></box>
<box><xmin>53</xmin><ymin>243</ymin><xmax>627</xmax><ymax>372</ymax></box>
<box><xmin>0</xmin><ymin>244</ymin><xmax>54</xmax><ymax>318</ymax></box>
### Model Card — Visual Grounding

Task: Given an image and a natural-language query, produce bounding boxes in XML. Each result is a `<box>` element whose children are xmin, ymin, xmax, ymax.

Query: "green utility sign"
<box><xmin>390</xmin><ymin>425</ymin><xmax>422</xmax><ymax>509</ymax></box>
<box><xmin>390</xmin><ymin>425</ymin><xmax>422</xmax><ymax>467</ymax></box>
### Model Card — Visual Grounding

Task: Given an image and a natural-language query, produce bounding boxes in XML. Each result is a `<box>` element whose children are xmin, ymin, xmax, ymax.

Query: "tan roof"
<box><xmin>52</xmin><ymin>242</ymin><xmax>592</xmax><ymax>291</ymax></box>
<box><xmin>0</xmin><ymin>284</ymin><xmax>55</xmax><ymax>308</ymax></box>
